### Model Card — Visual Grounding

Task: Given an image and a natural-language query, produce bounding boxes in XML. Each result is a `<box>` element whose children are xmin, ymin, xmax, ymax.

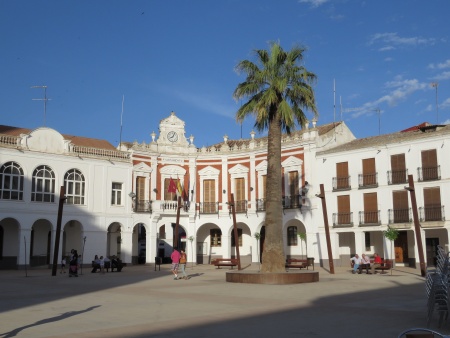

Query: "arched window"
<box><xmin>64</xmin><ymin>169</ymin><xmax>85</xmax><ymax>205</ymax></box>
<box><xmin>287</xmin><ymin>226</ymin><xmax>298</xmax><ymax>246</ymax></box>
<box><xmin>0</xmin><ymin>161</ymin><xmax>24</xmax><ymax>200</ymax></box>
<box><xmin>32</xmin><ymin>165</ymin><xmax>55</xmax><ymax>202</ymax></box>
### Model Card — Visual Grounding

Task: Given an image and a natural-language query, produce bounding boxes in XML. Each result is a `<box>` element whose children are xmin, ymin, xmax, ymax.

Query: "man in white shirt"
<box><xmin>360</xmin><ymin>253</ymin><xmax>371</xmax><ymax>274</ymax></box>
<box><xmin>350</xmin><ymin>254</ymin><xmax>362</xmax><ymax>274</ymax></box>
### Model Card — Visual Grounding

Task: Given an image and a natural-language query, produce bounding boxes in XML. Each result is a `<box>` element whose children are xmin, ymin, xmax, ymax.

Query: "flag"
<box><xmin>176</xmin><ymin>178</ymin><xmax>183</xmax><ymax>197</ymax></box>
<box><xmin>168</xmin><ymin>177</ymin><xmax>177</xmax><ymax>194</ymax></box>
<box><xmin>183</xmin><ymin>178</ymin><xmax>189</xmax><ymax>201</ymax></box>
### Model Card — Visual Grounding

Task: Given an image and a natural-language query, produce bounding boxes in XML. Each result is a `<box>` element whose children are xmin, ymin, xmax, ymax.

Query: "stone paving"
<box><xmin>0</xmin><ymin>263</ymin><xmax>448</xmax><ymax>338</ymax></box>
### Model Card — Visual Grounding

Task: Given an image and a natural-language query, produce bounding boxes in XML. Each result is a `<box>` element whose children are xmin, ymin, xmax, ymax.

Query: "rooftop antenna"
<box><xmin>31</xmin><ymin>85</ymin><xmax>51</xmax><ymax>126</ymax></box>
<box><xmin>333</xmin><ymin>79</ymin><xmax>336</xmax><ymax>123</ymax></box>
<box><xmin>119</xmin><ymin>95</ymin><xmax>124</xmax><ymax>148</ymax></box>
<box><xmin>342</xmin><ymin>105</ymin><xmax>382</xmax><ymax>135</ymax></box>
<box><xmin>431</xmin><ymin>82</ymin><xmax>439</xmax><ymax>124</ymax></box>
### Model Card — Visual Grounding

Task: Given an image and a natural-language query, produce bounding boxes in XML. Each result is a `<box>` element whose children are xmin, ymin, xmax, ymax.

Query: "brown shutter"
<box><xmin>336</xmin><ymin>162</ymin><xmax>349</xmax><ymax>188</ymax></box>
<box><xmin>288</xmin><ymin>171</ymin><xmax>299</xmax><ymax>196</ymax></box>
<box><xmin>203</xmin><ymin>179</ymin><xmax>216</xmax><ymax>213</ymax></box>
<box><xmin>136</xmin><ymin>176</ymin><xmax>145</xmax><ymax>201</ymax></box>
<box><xmin>390</xmin><ymin>154</ymin><xmax>406</xmax><ymax>184</ymax></box>
<box><xmin>235</xmin><ymin>178</ymin><xmax>245</xmax><ymax>201</ymax></box>
<box><xmin>364</xmin><ymin>192</ymin><xmax>378</xmax><ymax>224</ymax></box>
<box><xmin>337</xmin><ymin>195</ymin><xmax>350</xmax><ymax>224</ymax></box>
<box><xmin>422</xmin><ymin>149</ymin><xmax>438</xmax><ymax>180</ymax></box>
<box><xmin>363</xmin><ymin>158</ymin><xmax>376</xmax><ymax>186</ymax></box>
<box><xmin>424</xmin><ymin>187</ymin><xmax>441</xmax><ymax>221</ymax></box>
<box><xmin>393</xmin><ymin>190</ymin><xmax>409</xmax><ymax>223</ymax></box>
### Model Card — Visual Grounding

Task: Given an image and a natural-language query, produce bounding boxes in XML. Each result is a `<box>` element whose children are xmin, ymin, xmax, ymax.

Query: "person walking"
<box><xmin>179</xmin><ymin>249</ymin><xmax>188</xmax><ymax>280</ymax></box>
<box><xmin>171</xmin><ymin>247</ymin><xmax>181</xmax><ymax>280</ymax></box>
<box><xmin>60</xmin><ymin>256</ymin><xmax>66</xmax><ymax>274</ymax></box>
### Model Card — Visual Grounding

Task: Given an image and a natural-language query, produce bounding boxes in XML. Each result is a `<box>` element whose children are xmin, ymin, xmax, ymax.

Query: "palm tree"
<box><xmin>233</xmin><ymin>42</ymin><xmax>318</xmax><ymax>273</ymax></box>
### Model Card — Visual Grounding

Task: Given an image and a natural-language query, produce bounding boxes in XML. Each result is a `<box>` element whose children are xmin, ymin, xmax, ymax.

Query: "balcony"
<box><xmin>282</xmin><ymin>195</ymin><xmax>302</xmax><ymax>209</ymax></box>
<box><xmin>358</xmin><ymin>210</ymin><xmax>381</xmax><ymax>226</ymax></box>
<box><xmin>418</xmin><ymin>166</ymin><xmax>441</xmax><ymax>181</ymax></box>
<box><xmin>358</xmin><ymin>173</ymin><xmax>378</xmax><ymax>189</ymax></box>
<box><xmin>332</xmin><ymin>212</ymin><xmax>353</xmax><ymax>227</ymax></box>
<box><xmin>332</xmin><ymin>176</ymin><xmax>351</xmax><ymax>191</ymax></box>
<box><xmin>160</xmin><ymin>200</ymin><xmax>190</xmax><ymax>212</ymax></box>
<box><xmin>419</xmin><ymin>205</ymin><xmax>445</xmax><ymax>222</ymax></box>
<box><xmin>388</xmin><ymin>208</ymin><xmax>412</xmax><ymax>224</ymax></box>
<box><xmin>256</xmin><ymin>198</ymin><xmax>266</xmax><ymax>211</ymax></box>
<box><xmin>229</xmin><ymin>200</ymin><xmax>248</xmax><ymax>214</ymax></box>
<box><xmin>133</xmin><ymin>200</ymin><xmax>152</xmax><ymax>213</ymax></box>
<box><xmin>199</xmin><ymin>202</ymin><xmax>219</xmax><ymax>215</ymax></box>
<box><xmin>387</xmin><ymin>169</ymin><xmax>408</xmax><ymax>185</ymax></box>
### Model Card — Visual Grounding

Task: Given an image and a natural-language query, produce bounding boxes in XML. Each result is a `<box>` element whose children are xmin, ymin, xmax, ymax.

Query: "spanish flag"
<box><xmin>176</xmin><ymin>178</ymin><xmax>183</xmax><ymax>197</ymax></box>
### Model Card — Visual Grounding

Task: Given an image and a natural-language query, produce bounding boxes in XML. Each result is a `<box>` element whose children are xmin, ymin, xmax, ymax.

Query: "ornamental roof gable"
<box><xmin>228</xmin><ymin>163</ymin><xmax>249</xmax><ymax>174</ymax></box>
<box><xmin>198</xmin><ymin>165</ymin><xmax>220</xmax><ymax>176</ymax></box>
<box><xmin>281</xmin><ymin>156</ymin><xmax>303</xmax><ymax>168</ymax></box>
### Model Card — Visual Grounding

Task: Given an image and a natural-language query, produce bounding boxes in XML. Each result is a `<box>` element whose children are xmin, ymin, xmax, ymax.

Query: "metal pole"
<box><xmin>52</xmin><ymin>186</ymin><xmax>65</xmax><ymax>276</ymax></box>
<box><xmin>81</xmin><ymin>236</ymin><xmax>86</xmax><ymax>275</ymax></box>
<box><xmin>317</xmin><ymin>184</ymin><xmax>335</xmax><ymax>274</ymax></box>
<box><xmin>174</xmin><ymin>196</ymin><xmax>182</xmax><ymax>248</ymax></box>
<box><xmin>406</xmin><ymin>175</ymin><xmax>427</xmax><ymax>277</ymax></box>
<box><xmin>230</xmin><ymin>193</ymin><xmax>242</xmax><ymax>270</ymax></box>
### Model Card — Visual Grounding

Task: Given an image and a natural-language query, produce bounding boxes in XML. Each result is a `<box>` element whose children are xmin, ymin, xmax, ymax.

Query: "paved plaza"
<box><xmin>0</xmin><ymin>263</ymin><xmax>448</xmax><ymax>338</ymax></box>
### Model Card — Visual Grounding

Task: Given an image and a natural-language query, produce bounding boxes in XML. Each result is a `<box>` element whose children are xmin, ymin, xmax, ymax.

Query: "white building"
<box><xmin>1</xmin><ymin>113</ymin><xmax>448</xmax><ymax>270</ymax></box>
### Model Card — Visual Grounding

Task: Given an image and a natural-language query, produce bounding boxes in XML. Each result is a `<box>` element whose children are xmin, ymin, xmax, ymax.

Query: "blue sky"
<box><xmin>1</xmin><ymin>0</ymin><xmax>449</xmax><ymax>148</ymax></box>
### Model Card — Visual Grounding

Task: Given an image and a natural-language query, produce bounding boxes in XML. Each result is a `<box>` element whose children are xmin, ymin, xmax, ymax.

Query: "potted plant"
<box><xmin>298</xmin><ymin>232</ymin><xmax>307</xmax><ymax>259</ymax></box>
<box><xmin>188</xmin><ymin>236</ymin><xmax>194</xmax><ymax>268</ymax></box>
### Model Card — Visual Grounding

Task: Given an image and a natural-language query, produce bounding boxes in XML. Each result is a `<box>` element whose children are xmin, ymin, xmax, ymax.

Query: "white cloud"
<box><xmin>441</xmin><ymin>98</ymin><xmax>450</xmax><ymax>110</ymax></box>
<box><xmin>379</xmin><ymin>46</ymin><xmax>395</xmax><ymax>52</ymax></box>
<box><xmin>384</xmin><ymin>57</ymin><xmax>393</xmax><ymax>62</ymax></box>
<box><xmin>369</xmin><ymin>32</ymin><xmax>436</xmax><ymax>48</ymax></box>
<box><xmin>432</xmin><ymin>71</ymin><xmax>450</xmax><ymax>81</ymax></box>
<box><xmin>298</xmin><ymin>0</ymin><xmax>328</xmax><ymax>8</ymax></box>
<box><xmin>428</xmin><ymin>59</ymin><xmax>450</xmax><ymax>69</ymax></box>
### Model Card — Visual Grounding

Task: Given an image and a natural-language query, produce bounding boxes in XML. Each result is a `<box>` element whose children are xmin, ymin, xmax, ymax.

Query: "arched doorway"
<box><xmin>132</xmin><ymin>223</ymin><xmax>147</xmax><ymax>264</ymax></box>
<box><xmin>0</xmin><ymin>218</ymin><xmax>19</xmax><ymax>269</ymax></box>
<box><xmin>107</xmin><ymin>222</ymin><xmax>122</xmax><ymax>258</ymax></box>
<box><xmin>63</xmin><ymin>220</ymin><xmax>83</xmax><ymax>259</ymax></box>
<box><xmin>30</xmin><ymin>219</ymin><xmax>52</xmax><ymax>266</ymax></box>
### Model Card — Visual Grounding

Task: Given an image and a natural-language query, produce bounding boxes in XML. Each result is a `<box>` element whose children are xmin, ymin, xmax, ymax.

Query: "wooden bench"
<box><xmin>351</xmin><ymin>258</ymin><xmax>393</xmax><ymax>274</ymax></box>
<box><xmin>285</xmin><ymin>259</ymin><xmax>308</xmax><ymax>270</ymax></box>
<box><xmin>212</xmin><ymin>258</ymin><xmax>238</xmax><ymax>269</ymax></box>
<box><xmin>375</xmin><ymin>259</ymin><xmax>393</xmax><ymax>274</ymax></box>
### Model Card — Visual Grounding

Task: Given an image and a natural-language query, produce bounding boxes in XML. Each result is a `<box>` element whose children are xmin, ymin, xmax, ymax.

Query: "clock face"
<box><xmin>167</xmin><ymin>131</ymin><xmax>178</xmax><ymax>142</ymax></box>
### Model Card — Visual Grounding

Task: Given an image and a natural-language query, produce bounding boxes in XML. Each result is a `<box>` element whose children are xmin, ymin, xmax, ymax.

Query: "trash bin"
<box><xmin>307</xmin><ymin>257</ymin><xmax>315</xmax><ymax>270</ymax></box>
<box><xmin>155</xmin><ymin>257</ymin><xmax>162</xmax><ymax>271</ymax></box>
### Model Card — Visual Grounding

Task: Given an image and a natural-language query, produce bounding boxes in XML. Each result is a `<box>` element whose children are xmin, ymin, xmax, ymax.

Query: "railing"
<box><xmin>229</xmin><ymin>200</ymin><xmax>248</xmax><ymax>214</ymax></box>
<box><xmin>160</xmin><ymin>200</ymin><xmax>190</xmax><ymax>212</ymax></box>
<box><xmin>358</xmin><ymin>173</ymin><xmax>378</xmax><ymax>188</ymax></box>
<box><xmin>387</xmin><ymin>169</ymin><xmax>408</xmax><ymax>185</ymax></box>
<box><xmin>419</xmin><ymin>205</ymin><xmax>445</xmax><ymax>222</ymax></box>
<box><xmin>418</xmin><ymin>166</ymin><xmax>441</xmax><ymax>181</ymax></box>
<box><xmin>332</xmin><ymin>212</ymin><xmax>353</xmax><ymax>227</ymax></box>
<box><xmin>282</xmin><ymin>195</ymin><xmax>302</xmax><ymax>209</ymax></box>
<box><xmin>199</xmin><ymin>202</ymin><xmax>219</xmax><ymax>214</ymax></box>
<box><xmin>388</xmin><ymin>208</ymin><xmax>411</xmax><ymax>224</ymax></box>
<box><xmin>256</xmin><ymin>198</ymin><xmax>266</xmax><ymax>211</ymax></box>
<box><xmin>358</xmin><ymin>210</ymin><xmax>381</xmax><ymax>226</ymax></box>
<box><xmin>133</xmin><ymin>200</ymin><xmax>152</xmax><ymax>213</ymax></box>
<box><xmin>0</xmin><ymin>134</ymin><xmax>20</xmax><ymax>147</ymax></box>
<box><xmin>72</xmin><ymin>146</ymin><xmax>130</xmax><ymax>160</ymax></box>
<box><xmin>332</xmin><ymin>176</ymin><xmax>351</xmax><ymax>191</ymax></box>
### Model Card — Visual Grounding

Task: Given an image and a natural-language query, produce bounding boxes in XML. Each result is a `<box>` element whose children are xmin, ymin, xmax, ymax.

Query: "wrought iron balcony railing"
<box><xmin>358</xmin><ymin>173</ymin><xmax>378</xmax><ymax>188</ymax></box>
<box><xmin>419</xmin><ymin>205</ymin><xmax>445</xmax><ymax>222</ymax></box>
<box><xmin>332</xmin><ymin>212</ymin><xmax>353</xmax><ymax>227</ymax></box>
<box><xmin>256</xmin><ymin>198</ymin><xmax>266</xmax><ymax>211</ymax></box>
<box><xmin>387</xmin><ymin>169</ymin><xmax>408</xmax><ymax>185</ymax></box>
<box><xmin>228</xmin><ymin>200</ymin><xmax>248</xmax><ymax>214</ymax></box>
<box><xmin>133</xmin><ymin>200</ymin><xmax>152</xmax><ymax>213</ymax></box>
<box><xmin>358</xmin><ymin>210</ymin><xmax>381</xmax><ymax>226</ymax></box>
<box><xmin>332</xmin><ymin>176</ymin><xmax>351</xmax><ymax>191</ymax></box>
<box><xmin>199</xmin><ymin>202</ymin><xmax>219</xmax><ymax>214</ymax></box>
<box><xmin>418</xmin><ymin>166</ymin><xmax>441</xmax><ymax>181</ymax></box>
<box><xmin>388</xmin><ymin>208</ymin><xmax>412</xmax><ymax>224</ymax></box>
<box><xmin>282</xmin><ymin>195</ymin><xmax>302</xmax><ymax>209</ymax></box>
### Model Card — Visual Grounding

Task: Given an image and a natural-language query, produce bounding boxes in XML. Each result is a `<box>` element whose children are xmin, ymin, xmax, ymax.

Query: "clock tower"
<box><xmin>156</xmin><ymin>111</ymin><xmax>190</xmax><ymax>148</ymax></box>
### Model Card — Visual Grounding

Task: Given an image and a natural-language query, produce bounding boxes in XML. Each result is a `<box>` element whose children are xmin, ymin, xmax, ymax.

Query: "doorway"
<box><xmin>394</xmin><ymin>231</ymin><xmax>408</xmax><ymax>264</ymax></box>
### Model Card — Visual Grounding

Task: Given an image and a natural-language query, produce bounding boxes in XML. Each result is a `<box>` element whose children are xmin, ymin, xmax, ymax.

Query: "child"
<box><xmin>60</xmin><ymin>256</ymin><xmax>66</xmax><ymax>274</ymax></box>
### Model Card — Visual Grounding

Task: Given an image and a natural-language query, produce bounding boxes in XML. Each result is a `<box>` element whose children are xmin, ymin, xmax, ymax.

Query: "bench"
<box><xmin>212</xmin><ymin>258</ymin><xmax>238</xmax><ymax>269</ymax></box>
<box><xmin>351</xmin><ymin>258</ymin><xmax>393</xmax><ymax>274</ymax></box>
<box><xmin>375</xmin><ymin>259</ymin><xmax>393</xmax><ymax>274</ymax></box>
<box><xmin>285</xmin><ymin>259</ymin><xmax>308</xmax><ymax>270</ymax></box>
<box><xmin>91</xmin><ymin>260</ymin><xmax>111</xmax><ymax>272</ymax></box>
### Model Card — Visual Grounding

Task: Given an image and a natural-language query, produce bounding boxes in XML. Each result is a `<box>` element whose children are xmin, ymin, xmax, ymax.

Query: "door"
<box><xmin>394</xmin><ymin>231</ymin><xmax>408</xmax><ymax>263</ymax></box>
<box><xmin>426</xmin><ymin>238</ymin><xmax>439</xmax><ymax>267</ymax></box>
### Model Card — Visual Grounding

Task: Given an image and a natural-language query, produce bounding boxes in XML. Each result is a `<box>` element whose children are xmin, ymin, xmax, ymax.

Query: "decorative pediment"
<box><xmin>281</xmin><ymin>156</ymin><xmax>303</xmax><ymax>168</ymax></box>
<box><xmin>255</xmin><ymin>160</ymin><xmax>267</xmax><ymax>172</ymax></box>
<box><xmin>25</xmin><ymin>127</ymin><xmax>67</xmax><ymax>154</ymax></box>
<box><xmin>198</xmin><ymin>166</ymin><xmax>220</xmax><ymax>176</ymax></box>
<box><xmin>159</xmin><ymin>111</ymin><xmax>185</xmax><ymax>129</ymax></box>
<box><xmin>133</xmin><ymin>162</ymin><xmax>152</xmax><ymax>173</ymax></box>
<box><xmin>159</xmin><ymin>164</ymin><xmax>186</xmax><ymax>176</ymax></box>
<box><xmin>228</xmin><ymin>164</ymin><xmax>249</xmax><ymax>175</ymax></box>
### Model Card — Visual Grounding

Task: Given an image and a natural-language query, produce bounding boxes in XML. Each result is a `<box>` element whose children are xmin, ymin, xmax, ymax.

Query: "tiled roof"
<box><xmin>318</xmin><ymin>124</ymin><xmax>450</xmax><ymax>155</ymax></box>
<box><xmin>0</xmin><ymin>125</ymin><xmax>117</xmax><ymax>150</ymax></box>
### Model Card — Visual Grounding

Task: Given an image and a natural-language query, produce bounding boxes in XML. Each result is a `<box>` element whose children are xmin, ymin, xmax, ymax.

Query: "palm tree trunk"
<box><xmin>261</xmin><ymin>114</ymin><xmax>285</xmax><ymax>273</ymax></box>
